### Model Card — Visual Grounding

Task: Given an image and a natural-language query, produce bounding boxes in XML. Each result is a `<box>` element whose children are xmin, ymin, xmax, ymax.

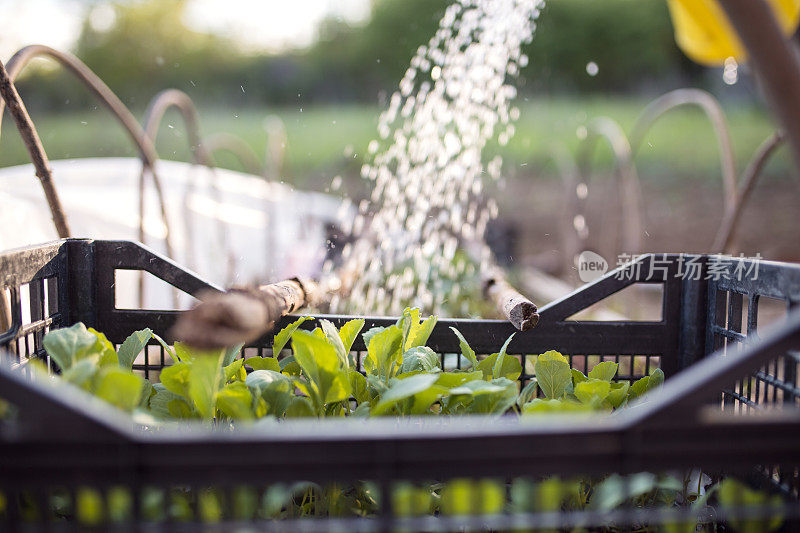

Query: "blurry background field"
<box><xmin>0</xmin><ymin>97</ymin><xmax>790</xmax><ymax>188</ymax></box>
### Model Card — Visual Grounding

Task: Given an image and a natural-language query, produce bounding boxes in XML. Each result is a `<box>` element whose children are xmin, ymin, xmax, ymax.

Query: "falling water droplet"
<box><xmin>326</xmin><ymin>0</ymin><xmax>543</xmax><ymax>316</ymax></box>
<box><xmin>723</xmin><ymin>56</ymin><xmax>738</xmax><ymax>85</ymax></box>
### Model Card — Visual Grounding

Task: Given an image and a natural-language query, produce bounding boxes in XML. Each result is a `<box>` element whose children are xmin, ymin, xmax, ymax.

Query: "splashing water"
<box><xmin>325</xmin><ymin>0</ymin><xmax>542</xmax><ymax>317</ymax></box>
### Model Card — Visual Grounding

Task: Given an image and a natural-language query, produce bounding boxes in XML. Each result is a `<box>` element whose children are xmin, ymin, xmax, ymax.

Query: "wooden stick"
<box><xmin>461</xmin><ymin>238</ymin><xmax>539</xmax><ymax>331</ymax></box>
<box><xmin>483</xmin><ymin>268</ymin><xmax>539</xmax><ymax>331</ymax></box>
<box><xmin>1</xmin><ymin>45</ymin><xmax>175</xmax><ymax>263</ymax></box>
<box><xmin>171</xmin><ymin>278</ymin><xmax>318</xmax><ymax>350</ymax></box>
<box><xmin>0</xmin><ymin>59</ymin><xmax>70</xmax><ymax>238</ymax></box>
<box><xmin>719</xmin><ymin>0</ymin><xmax>800</xmax><ymax>171</ymax></box>
<box><xmin>713</xmin><ymin>131</ymin><xmax>784</xmax><ymax>253</ymax></box>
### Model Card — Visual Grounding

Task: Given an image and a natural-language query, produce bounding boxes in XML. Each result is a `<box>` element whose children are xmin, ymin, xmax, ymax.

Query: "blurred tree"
<box><xmin>14</xmin><ymin>0</ymin><xmax>699</xmax><ymax>109</ymax></box>
<box><xmin>523</xmin><ymin>0</ymin><xmax>693</xmax><ymax>93</ymax></box>
<box><xmin>303</xmin><ymin>0</ymin><xmax>450</xmax><ymax>101</ymax></box>
<box><xmin>303</xmin><ymin>0</ymin><xmax>694</xmax><ymax>99</ymax></box>
<box><xmin>73</xmin><ymin>0</ymin><xmax>244</xmax><ymax>105</ymax></box>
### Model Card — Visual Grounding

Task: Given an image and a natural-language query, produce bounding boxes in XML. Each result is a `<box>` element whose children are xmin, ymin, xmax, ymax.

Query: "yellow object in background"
<box><xmin>667</xmin><ymin>0</ymin><xmax>800</xmax><ymax>66</ymax></box>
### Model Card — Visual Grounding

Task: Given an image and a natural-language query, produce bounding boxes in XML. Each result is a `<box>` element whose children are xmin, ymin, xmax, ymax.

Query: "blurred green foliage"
<box><xmin>0</xmin><ymin>98</ymin><xmax>786</xmax><ymax>187</ymax></box>
<box><xmin>308</xmin><ymin>0</ymin><xmax>691</xmax><ymax>97</ymax></box>
<box><xmin>73</xmin><ymin>0</ymin><xmax>244</xmax><ymax>102</ymax></box>
<box><xmin>12</xmin><ymin>0</ymin><xmax>694</xmax><ymax>110</ymax></box>
<box><xmin>304</xmin><ymin>0</ymin><xmax>452</xmax><ymax>101</ymax></box>
<box><xmin>523</xmin><ymin>0</ymin><xmax>693</xmax><ymax>92</ymax></box>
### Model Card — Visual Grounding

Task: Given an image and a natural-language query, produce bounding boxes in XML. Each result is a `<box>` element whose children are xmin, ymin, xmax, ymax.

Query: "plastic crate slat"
<box><xmin>754</xmin><ymin>369</ymin><xmax>800</xmax><ymax>399</ymax></box>
<box><xmin>711</xmin><ymin>324</ymin><xmax>747</xmax><ymax>342</ymax></box>
<box><xmin>628</xmin><ymin>308</ymin><xmax>800</xmax><ymax>424</ymax></box>
<box><xmin>15</xmin><ymin>316</ymin><xmax>56</xmax><ymax>338</ymax></box>
<box><xmin>538</xmin><ymin>254</ymin><xmax>673</xmax><ymax>322</ymax></box>
<box><xmin>0</xmin><ymin>241</ymin><xmax>64</xmax><ymax>289</ymax></box>
<box><xmin>722</xmin><ymin>388</ymin><xmax>758</xmax><ymax>408</ymax></box>
<box><xmin>717</xmin><ymin>258</ymin><xmax>800</xmax><ymax>302</ymax></box>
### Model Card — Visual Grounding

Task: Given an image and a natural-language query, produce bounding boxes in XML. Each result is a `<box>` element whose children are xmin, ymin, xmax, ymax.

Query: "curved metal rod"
<box><xmin>0</xmin><ymin>45</ymin><xmax>174</xmax><ymax>258</ymax></box>
<box><xmin>261</xmin><ymin>115</ymin><xmax>287</xmax><ymax>277</ymax></box>
<box><xmin>0</xmin><ymin>59</ymin><xmax>69</xmax><ymax>238</ymax></box>
<box><xmin>142</xmin><ymin>89</ymin><xmax>211</xmax><ymax>165</ymax></box>
<box><xmin>140</xmin><ymin>89</ymin><xmax>208</xmax><ymax>307</ymax></box>
<box><xmin>140</xmin><ymin>89</ymin><xmax>236</xmax><ymax>291</ymax></box>
<box><xmin>140</xmin><ymin>88</ymin><xmax>210</xmax><ymax>265</ymax></box>
<box><xmin>629</xmin><ymin>88</ymin><xmax>737</xmax><ymax>210</ymax></box>
<box><xmin>542</xmin><ymin>143</ymin><xmax>582</xmax><ymax>275</ymax></box>
<box><xmin>576</xmin><ymin>117</ymin><xmax>644</xmax><ymax>257</ymax></box>
<box><xmin>714</xmin><ymin>131</ymin><xmax>785</xmax><ymax>252</ymax></box>
<box><xmin>202</xmin><ymin>132</ymin><xmax>263</xmax><ymax>176</ymax></box>
<box><xmin>263</xmin><ymin>115</ymin><xmax>287</xmax><ymax>180</ymax></box>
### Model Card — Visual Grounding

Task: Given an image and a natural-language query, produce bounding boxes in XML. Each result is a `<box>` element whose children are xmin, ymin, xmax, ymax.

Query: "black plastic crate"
<box><xmin>1</xmin><ymin>238</ymin><xmax>799</xmax><ymax>531</ymax></box>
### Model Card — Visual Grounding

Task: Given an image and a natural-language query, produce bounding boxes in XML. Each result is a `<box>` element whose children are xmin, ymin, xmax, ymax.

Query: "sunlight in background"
<box><xmin>185</xmin><ymin>0</ymin><xmax>370</xmax><ymax>52</ymax></box>
<box><xmin>0</xmin><ymin>0</ymin><xmax>84</xmax><ymax>58</ymax></box>
<box><xmin>0</xmin><ymin>0</ymin><xmax>371</xmax><ymax>59</ymax></box>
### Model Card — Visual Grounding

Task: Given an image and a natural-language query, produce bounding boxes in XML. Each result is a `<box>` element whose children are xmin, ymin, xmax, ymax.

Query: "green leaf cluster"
<box><xmin>36</xmin><ymin>317</ymin><xmax>785</xmax><ymax>528</ymax></box>
<box><xmin>42</xmin><ymin>309</ymin><xmax>671</xmax><ymax>424</ymax></box>
<box><xmin>521</xmin><ymin>352</ymin><xmax>665</xmax><ymax>414</ymax></box>
<box><xmin>42</xmin><ymin>323</ymin><xmax>150</xmax><ymax>412</ymax></box>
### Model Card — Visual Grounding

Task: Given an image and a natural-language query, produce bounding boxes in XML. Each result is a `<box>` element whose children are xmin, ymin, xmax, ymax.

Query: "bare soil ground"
<box><xmin>499</xmin><ymin>176</ymin><xmax>800</xmax><ymax>282</ymax></box>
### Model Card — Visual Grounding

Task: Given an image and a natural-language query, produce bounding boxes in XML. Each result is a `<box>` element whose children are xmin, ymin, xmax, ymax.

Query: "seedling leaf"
<box><xmin>365</xmin><ymin>325</ymin><xmax>402</xmax><ymax>380</ymax></box>
<box><xmin>649</xmin><ymin>367</ymin><xmax>665</xmax><ymax>389</ymax></box>
<box><xmin>43</xmin><ymin>323</ymin><xmax>97</xmax><ymax>371</ymax></box>
<box><xmin>517</xmin><ymin>379</ymin><xmax>539</xmax><ymax>407</ymax></box>
<box><xmin>159</xmin><ymin>362</ymin><xmax>191</xmax><ymax>398</ymax></box>
<box><xmin>338</xmin><ymin>318</ymin><xmax>365</xmax><ymax>354</ymax></box>
<box><xmin>94</xmin><ymin>367</ymin><xmax>145</xmax><ymax>412</ymax></box>
<box><xmin>216</xmin><ymin>382</ymin><xmax>254</xmax><ymax>420</ymax></box>
<box><xmin>534</xmin><ymin>351</ymin><xmax>571</xmax><ymax>400</ymax></box>
<box><xmin>222</xmin><ymin>343</ymin><xmax>244</xmax><ymax>367</ymax></box>
<box><xmin>449</xmin><ymin>327</ymin><xmax>478</xmax><ymax>370</ymax></box>
<box><xmin>372</xmin><ymin>374</ymin><xmax>439</xmax><ymax>415</ymax></box>
<box><xmin>285</xmin><ymin>396</ymin><xmax>315</xmax><ymax>418</ymax></box>
<box><xmin>273</xmin><ymin>316</ymin><xmax>312</xmax><ymax>358</ymax></box>
<box><xmin>245</xmin><ymin>356</ymin><xmax>281</xmax><ymax>372</ymax></box>
<box><xmin>606</xmin><ymin>381</ymin><xmax>630</xmax><ymax>408</ymax></box>
<box><xmin>628</xmin><ymin>375</ymin><xmax>651</xmax><ymax>400</ymax></box>
<box><xmin>188</xmin><ymin>353</ymin><xmax>224</xmax><ymax>421</ymax></box>
<box><xmin>400</xmin><ymin>346</ymin><xmax>441</xmax><ymax>374</ymax></box>
<box><xmin>574</xmin><ymin>378</ymin><xmax>611</xmax><ymax>406</ymax></box>
<box><xmin>492</xmin><ymin>333</ymin><xmax>516</xmax><ymax>380</ymax></box>
<box><xmin>588</xmin><ymin>361</ymin><xmax>618</xmax><ymax>381</ymax></box>
<box><xmin>118</xmin><ymin>328</ymin><xmax>152</xmax><ymax>369</ymax></box>
<box><xmin>88</xmin><ymin>327</ymin><xmax>118</xmax><ymax>367</ymax></box>
<box><xmin>406</xmin><ymin>314</ymin><xmax>438</xmax><ymax>350</ymax></box>
<box><xmin>320</xmin><ymin>319</ymin><xmax>349</xmax><ymax>368</ymax></box>
<box><xmin>522</xmin><ymin>398</ymin><xmax>592</xmax><ymax>414</ymax></box>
